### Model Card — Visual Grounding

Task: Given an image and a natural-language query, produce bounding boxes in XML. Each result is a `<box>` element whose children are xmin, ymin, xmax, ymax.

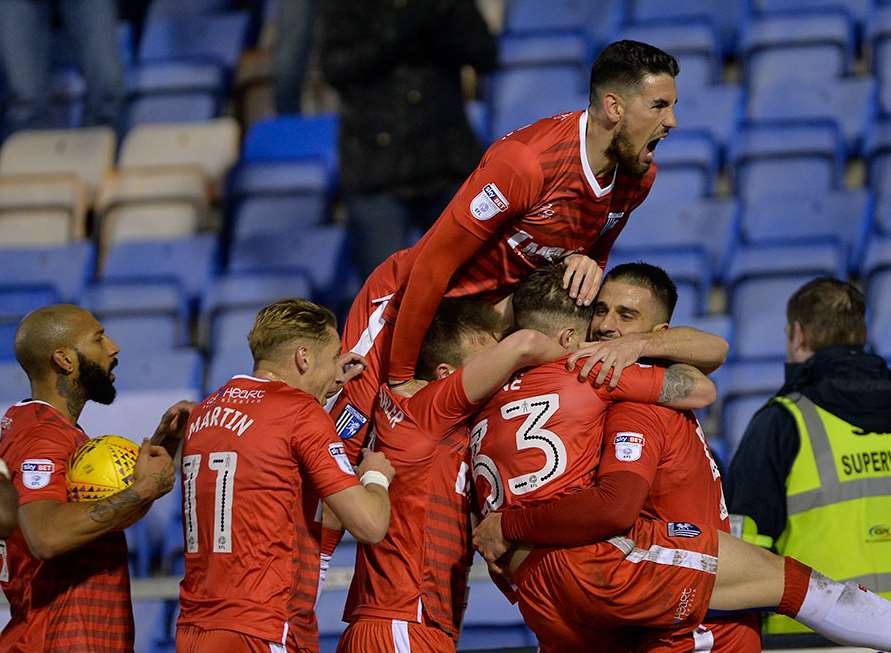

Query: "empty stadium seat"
<box><xmin>460</xmin><ymin>580</ymin><xmax>537</xmax><ymax>649</ymax></box>
<box><xmin>645</xmin><ymin>132</ymin><xmax>719</xmax><ymax>200</ymax></box>
<box><xmin>147</xmin><ymin>0</ymin><xmax>238</xmax><ymax>19</ymax></box>
<box><xmin>83</xmin><ymin>281</ymin><xmax>188</xmax><ymax>350</ymax></box>
<box><xmin>504</xmin><ymin>0</ymin><xmax>594</xmax><ymax>33</ymax></box>
<box><xmin>747</xmin><ymin>77</ymin><xmax>876</xmax><ymax>153</ymax></box>
<box><xmin>673</xmin><ymin>84</ymin><xmax>743</xmax><ymax>152</ymax></box>
<box><xmin>865</xmin><ymin>119</ymin><xmax>891</xmax><ymax>188</ymax></box>
<box><xmin>227</xmin><ymin>226</ymin><xmax>349</xmax><ymax>301</ymax></box>
<box><xmin>0</xmin><ymin>287</ymin><xmax>58</xmax><ymax>324</ymax></box>
<box><xmin>682</xmin><ymin>313</ymin><xmax>734</xmax><ymax>349</ymax></box>
<box><xmin>232</xmin><ymin>196</ymin><xmax>323</xmax><ymax>242</ymax></box>
<box><xmin>499</xmin><ymin>32</ymin><xmax>588</xmax><ymax>69</ymax></box>
<box><xmin>111</xmin><ymin>348</ymin><xmax>203</xmax><ymax>391</ymax></box>
<box><xmin>741</xmin><ymin>10</ymin><xmax>853</xmax><ymax>94</ymax></box>
<box><xmin>869</xmin><ymin>270</ymin><xmax>891</xmax><ymax>356</ymax></box>
<box><xmin>125</xmin><ymin>61</ymin><xmax>224</xmax><ymax>130</ymax></box>
<box><xmin>490</xmin><ymin>67</ymin><xmax>586</xmax><ymax>138</ymax></box>
<box><xmin>242</xmin><ymin>114</ymin><xmax>338</xmax><ymax>178</ymax></box>
<box><xmin>100</xmin><ymin>235</ymin><xmax>218</xmax><ymax>302</ymax></box>
<box><xmin>718</xmin><ymin>360</ymin><xmax>785</xmax><ymax>402</ymax></box>
<box><xmin>617</xmin><ymin>22</ymin><xmax>720</xmax><ymax>91</ymax></box>
<box><xmin>752</xmin><ymin>0</ymin><xmax>870</xmax><ymax>21</ymax></box>
<box><xmin>0</xmin><ymin>242</ymin><xmax>94</xmax><ymax>302</ymax></box>
<box><xmin>722</xmin><ymin>392</ymin><xmax>773</xmax><ymax>458</ymax></box>
<box><xmin>612</xmin><ymin>198</ymin><xmax>737</xmax><ymax>277</ymax></box>
<box><xmin>626</xmin><ymin>0</ymin><xmax>742</xmax><ymax>53</ymax></box>
<box><xmin>206</xmin><ymin>346</ymin><xmax>254</xmax><ymax>392</ymax></box>
<box><xmin>731</xmin><ymin>275</ymin><xmax>815</xmax><ymax>361</ymax></box>
<box><xmin>868</xmin><ymin>6</ymin><xmax>891</xmax><ymax>84</ymax></box>
<box><xmin>0</xmin><ymin>127</ymin><xmax>116</xmax><ymax>197</ymax></box>
<box><xmin>118</xmin><ymin>118</ymin><xmax>241</xmax><ymax>190</ymax></box>
<box><xmin>0</xmin><ymin>325</ymin><xmax>16</xmax><ymax>361</ymax></box>
<box><xmin>725</xmin><ymin>242</ymin><xmax>844</xmax><ymax>288</ymax></box>
<box><xmin>607</xmin><ymin>250</ymin><xmax>707</xmax><ymax>319</ymax></box>
<box><xmin>317</xmin><ymin>588</ymin><xmax>349</xmax><ymax>650</ymax></box>
<box><xmin>138</xmin><ymin>11</ymin><xmax>249</xmax><ymax>70</ymax></box>
<box><xmin>0</xmin><ymin>361</ymin><xmax>29</xmax><ymax>404</ymax></box>
<box><xmin>0</xmin><ymin>175</ymin><xmax>88</xmax><ymax>246</ymax></box>
<box><xmin>730</xmin><ymin>123</ymin><xmax>843</xmax><ymax>199</ymax></box>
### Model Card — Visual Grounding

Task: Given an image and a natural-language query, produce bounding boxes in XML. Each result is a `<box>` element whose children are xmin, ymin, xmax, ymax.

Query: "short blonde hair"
<box><xmin>248</xmin><ymin>298</ymin><xmax>336</xmax><ymax>363</ymax></box>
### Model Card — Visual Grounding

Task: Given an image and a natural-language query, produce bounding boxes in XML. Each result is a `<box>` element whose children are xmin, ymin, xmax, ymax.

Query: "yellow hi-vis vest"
<box><xmin>764</xmin><ymin>393</ymin><xmax>891</xmax><ymax>635</ymax></box>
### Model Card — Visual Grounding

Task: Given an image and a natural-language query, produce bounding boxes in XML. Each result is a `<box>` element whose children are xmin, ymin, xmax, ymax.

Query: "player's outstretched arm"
<box><xmin>462</xmin><ymin>329</ymin><xmax>566</xmax><ymax>403</ymax></box>
<box><xmin>18</xmin><ymin>440</ymin><xmax>173</xmax><ymax>560</ymax></box>
<box><xmin>0</xmin><ymin>464</ymin><xmax>18</xmax><ymax>538</ymax></box>
<box><xmin>657</xmin><ymin>363</ymin><xmax>716</xmax><ymax>410</ymax></box>
<box><xmin>568</xmin><ymin>327</ymin><xmax>729</xmax><ymax>386</ymax></box>
<box><xmin>711</xmin><ymin>530</ymin><xmax>891</xmax><ymax>649</ymax></box>
<box><xmin>324</xmin><ymin>449</ymin><xmax>395</xmax><ymax>544</ymax></box>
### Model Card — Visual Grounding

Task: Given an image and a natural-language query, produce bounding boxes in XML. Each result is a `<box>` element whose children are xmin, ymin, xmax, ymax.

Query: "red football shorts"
<box><xmin>336</xmin><ymin>617</ymin><xmax>455</xmax><ymax>653</ymax></box>
<box><xmin>326</xmin><ymin>257</ymin><xmax>399</xmax><ymax>461</ymax></box>
<box><xmin>176</xmin><ymin>625</ymin><xmax>311</xmax><ymax>653</ymax></box>
<box><xmin>635</xmin><ymin>614</ymin><xmax>762</xmax><ymax>652</ymax></box>
<box><xmin>512</xmin><ymin>518</ymin><xmax>719</xmax><ymax>653</ymax></box>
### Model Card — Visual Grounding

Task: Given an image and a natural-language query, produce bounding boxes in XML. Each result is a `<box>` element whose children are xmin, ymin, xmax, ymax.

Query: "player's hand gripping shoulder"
<box><xmin>567</xmin><ymin>334</ymin><xmax>649</xmax><ymax>388</ymax></box>
<box><xmin>325</xmin><ymin>448</ymin><xmax>396</xmax><ymax>544</ymax></box>
<box><xmin>472</xmin><ymin>511</ymin><xmax>510</xmax><ymax>569</ymax></box>
<box><xmin>335</xmin><ymin>352</ymin><xmax>368</xmax><ymax>387</ymax></box>
<box><xmin>657</xmin><ymin>363</ymin><xmax>716</xmax><ymax>410</ymax></box>
<box><xmin>563</xmin><ymin>254</ymin><xmax>603</xmax><ymax>307</ymax></box>
<box><xmin>151</xmin><ymin>400</ymin><xmax>196</xmax><ymax>457</ymax></box>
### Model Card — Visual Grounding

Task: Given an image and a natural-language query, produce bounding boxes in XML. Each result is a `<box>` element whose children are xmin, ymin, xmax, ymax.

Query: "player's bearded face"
<box><xmin>77</xmin><ymin>350</ymin><xmax>117</xmax><ymax>405</ymax></box>
<box><xmin>608</xmin><ymin>124</ymin><xmax>648</xmax><ymax>175</ymax></box>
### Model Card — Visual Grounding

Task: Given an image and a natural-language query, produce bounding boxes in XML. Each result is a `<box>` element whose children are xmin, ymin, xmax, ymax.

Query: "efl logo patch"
<box><xmin>21</xmin><ymin>459</ymin><xmax>54</xmax><ymax>489</ymax></box>
<box><xmin>328</xmin><ymin>442</ymin><xmax>355</xmax><ymax>476</ymax></box>
<box><xmin>335</xmin><ymin>404</ymin><xmax>367</xmax><ymax>440</ymax></box>
<box><xmin>614</xmin><ymin>432</ymin><xmax>645</xmax><ymax>462</ymax></box>
<box><xmin>470</xmin><ymin>183</ymin><xmax>509</xmax><ymax>221</ymax></box>
<box><xmin>668</xmin><ymin>522</ymin><xmax>702</xmax><ymax>538</ymax></box>
<box><xmin>599</xmin><ymin>211</ymin><xmax>624</xmax><ymax>236</ymax></box>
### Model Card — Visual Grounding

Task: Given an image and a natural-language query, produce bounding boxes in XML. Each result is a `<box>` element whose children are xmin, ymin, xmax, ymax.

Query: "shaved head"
<box><xmin>15</xmin><ymin>305</ymin><xmax>99</xmax><ymax>380</ymax></box>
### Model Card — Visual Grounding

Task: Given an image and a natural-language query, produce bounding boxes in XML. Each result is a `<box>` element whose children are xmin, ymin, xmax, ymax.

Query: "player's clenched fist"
<box><xmin>132</xmin><ymin>439</ymin><xmax>175</xmax><ymax>500</ymax></box>
<box><xmin>358</xmin><ymin>448</ymin><xmax>396</xmax><ymax>484</ymax></box>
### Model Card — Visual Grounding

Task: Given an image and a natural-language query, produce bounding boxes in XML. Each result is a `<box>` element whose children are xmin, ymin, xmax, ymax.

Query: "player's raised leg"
<box><xmin>710</xmin><ymin>531</ymin><xmax>891</xmax><ymax>648</ymax></box>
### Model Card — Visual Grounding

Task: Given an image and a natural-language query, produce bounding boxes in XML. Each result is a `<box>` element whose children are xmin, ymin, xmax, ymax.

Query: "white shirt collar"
<box><xmin>578</xmin><ymin>109</ymin><xmax>617</xmax><ymax>198</ymax></box>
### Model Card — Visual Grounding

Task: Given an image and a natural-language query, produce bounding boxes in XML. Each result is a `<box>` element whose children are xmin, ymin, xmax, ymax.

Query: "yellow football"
<box><xmin>66</xmin><ymin>435</ymin><xmax>140</xmax><ymax>502</ymax></box>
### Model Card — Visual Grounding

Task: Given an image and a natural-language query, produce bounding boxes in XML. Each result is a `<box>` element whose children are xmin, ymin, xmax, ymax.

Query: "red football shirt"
<box><xmin>389</xmin><ymin>110</ymin><xmax>658</xmax><ymax>380</ymax></box>
<box><xmin>177</xmin><ymin>376</ymin><xmax>359</xmax><ymax>650</ymax></box>
<box><xmin>0</xmin><ymin>400</ymin><xmax>134</xmax><ymax>653</ymax></box>
<box><xmin>600</xmin><ymin>404</ymin><xmax>728</xmax><ymax>529</ymax></box>
<box><xmin>343</xmin><ymin>371</ymin><xmax>477</xmax><ymax>640</ymax></box>
<box><xmin>470</xmin><ymin>359</ymin><xmax>664</xmax><ymax>514</ymax></box>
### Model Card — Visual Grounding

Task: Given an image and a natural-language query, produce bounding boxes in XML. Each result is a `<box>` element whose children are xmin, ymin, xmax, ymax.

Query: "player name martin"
<box><xmin>187</xmin><ymin>406</ymin><xmax>255</xmax><ymax>439</ymax></box>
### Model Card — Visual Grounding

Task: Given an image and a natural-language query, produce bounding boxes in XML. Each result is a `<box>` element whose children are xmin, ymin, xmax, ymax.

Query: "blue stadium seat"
<box><xmin>673</xmin><ymin>84</ymin><xmax>744</xmax><ymax>152</ymax></box>
<box><xmin>232</xmin><ymin>197</ymin><xmax>323</xmax><ymax>241</ymax></box>
<box><xmin>126</xmin><ymin>93</ymin><xmax>217</xmax><ymax>128</ymax></box>
<box><xmin>459</xmin><ymin>580</ymin><xmax>537</xmax><ymax>649</ymax></box>
<box><xmin>489</xmin><ymin>67</ymin><xmax>587</xmax><ymax>138</ymax></box>
<box><xmin>722</xmin><ymin>392</ymin><xmax>773</xmax><ymax>458</ymax></box>
<box><xmin>0</xmin><ymin>242</ymin><xmax>94</xmax><ymax>302</ymax></box>
<box><xmin>626</xmin><ymin>0</ymin><xmax>742</xmax><ymax>53</ymax></box>
<box><xmin>229</xmin><ymin>160</ymin><xmax>329</xmax><ymax>196</ymax></box>
<box><xmin>101</xmin><ymin>314</ymin><xmax>181</xmax><ymax>351</ymax></box>
<box><xmin>329</xmin><ymin>538</ymin><xmax>357</xmax><ymax>569</ymax></box>
<box><xmin>731</xmin><ymin>274</ymin><xmax>816</xmax><ymax>361</ymax></box>
<box><xmin>206</xmin><ymin>346</ymin><xmax>254</xmax><ymax>391</ymax></box>
<box><xmin>138</xmin><ymin>12</ymin><xmax>249</xmax><ymax>70</ymax></box>
<box><xmin>865</xmin><ymin>119</ymin><xmax>891</xmax><ymax>189</ymax></box>
<box><xmin>730</xmin><ymin>123</ymin><xmax>843</xmax><ymax>199</ymax></box>
<box><xmin>83</xmin><ymin>282</ymin><xmax>187</xmax><ymax>322</ymax></box>
<box><xmin>646</xmin><ymin>132</ymin><xmax>719</xmax><ymax>199</ymax></box>
<box><xmin>612</xmin><ymin>198</ymin><xmax>737</xmax><ymax>279</ymax></box>
<box><xmin>209</xmin><ymin>308</ymin><xmax>256</xmax><ymax>354</ymax></box>
<box><xmin>607</xmin><ymin>250</ymin><xmax>708</xmax><ymax>319</ymax></box>
<box><xmin>317</xmin><ymin>588</ymin><xmax>349</xmax><ymax>649</ymax></box>
<box><xmin>147</xmin><ymin>0</ymin><xmax>237</xmax><ymax>20</ymax></box>
<box><xmin>128</xmin><ymin>60</ymin><xmax>224</xmax><ymax>95</ymax></box>
<box><xmin>725</xmin><ymin>242</ymin><xmax>844</xmax><ymax>288</ymax></box>
<box><xmin>869</xmin><ymin>269</ymin><xmax>891</xmax><ymax>356</ymax></box>
<box><xmin>498</xmin><ymin>32</ymin><xmax>588</xmax><ymax>68</ymax></box>
<box><xmin>227</xmin><ymin>226</ymin><xmax>350</xmax><ymax>302</ymax></box>
<box><xmin>0</xmin><ymin>325</ymin><xmax>17</xmax><ymax>361</ymax></box>
<box><xmin>465</xmin><ymin>99</ymin><xmax>490</xmax><ymax>143</ymax></box>
<box><xmin>503</xmin><ymin>0</ymin><xmax>594</xmax><ymax>33</ymax></box>
<box><xmin>868</xmin><ymin>7</ymin><xmax>891</xmax><ymax>85</ymax></box>
<box><xmin>111</xmin><ymin>348</ymin><xmax>203</xmax><ymax>391</ymax></box>
<box><xmin>101</xmin><ymin>235</ymin><xmax>218</xmax><ymax>303</ymax></box>
<box><xmin>0</xmin><ymin>287</ymin><xmax>59</xmax><ymax>323</ymax></box>
<box><xmin>617</xmin><ymin>21</ymin><xmax>720</xmax><ymax>91</ymax></box>
<box><xmin>242</xmin><ymin>114</ymin><xmax>338</xmax><ymax>177</ymax></box>
<box><xmin>718</xmin><ymin>360</ymin><xmax>785</xmax><ymax>403</ymax></box>
<box><xmin>738</xmin><ymin>190</ymin><xmax>870</xmax><ymax>271</ymax></box>
<box><xmin>682</xmin><ymin>314</ymin><xmax>734</xmax><ymax>349</ymax></box>
<box><xmin>0</xmin><ymin>360</ymin><xmax>29</xmax><ymax>404</ymax></box>
<box><xmin>752</xmin><ymin>0</ymin><xmax>870</xmax><ymax>22</ymax></box>
<box><xmin>747</xmin><ymin>77</ymin><xmax>876</xmax><ymax>154</ymax></box>
<box><xmin>125</xmin><ymin>519</ymin><xmax>152</xmax><ymax>578</ymax></box>
<box><xmin>741</xmin><ymin>10</ymin><xmax>853</xmax><ymax>94</ymax></box>
<box><xmin>863</xmin><ymin>233</ymin><xmax>891</xmax><ymax>280</ymax></box>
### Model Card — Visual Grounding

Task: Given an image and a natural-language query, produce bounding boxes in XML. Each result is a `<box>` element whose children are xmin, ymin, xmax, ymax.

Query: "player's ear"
<box><xmin>791</xmin><ymin>321</ymin><xmax>808</xmax><ymax>351</ymax></box>
<box><xmin>652</xmin><ymin>322</ymin><xmax>670</xmax><ymax>333</ymax></box>
<box><xmin>51</xmin><ymin>348</ymin><xmax>75</xmax><ymax>375</ymax></box>
<box><xmin>558</xmin><ymin>328</ymin><xmax>575</xmax><ymax>349</ymax></box>
<box><xmin>294</xmin><ymin>345</ymin><xmax>311</xmax><ymax>374</ymax></box>
<box><xmin>435</xmin><ymin>363</ymin><xmax>454</xmax><ymax>380</ymax></box>
<box><xmin>601</xmin><ymin>90</ymin><xmax>623</xmax><ymax>124</ymax></box>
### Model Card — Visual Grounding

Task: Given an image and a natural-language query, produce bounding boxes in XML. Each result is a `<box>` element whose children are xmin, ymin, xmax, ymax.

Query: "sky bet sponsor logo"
<box><xmin>470</xmin><ymin>182</ymin><xmax>509</xmax><ymax>221</ymax></box>
<box><xmin>841</xmin><ymin>449</ymin><xmax>891</xmax><ymax>476</ymax></box>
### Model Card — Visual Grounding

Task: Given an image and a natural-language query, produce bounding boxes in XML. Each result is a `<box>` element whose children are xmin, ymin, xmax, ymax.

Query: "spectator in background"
<box><xmin>274</xmin><ymin>0</ymin><xmax>317</xmax><ymax>114</ymax></box>
<box><xmin>727</xmin><ymin>277</ymin><xmax>891</xmax><ymax>636</ymax></box>
<box><xmin>0</xmin><ymin>0</ymin><xmax>124</xmax><ymax>133</ymax></box>
<box><xmin>321</xmin><ymin>0</ymin><xmax>498</xmax><ymax>280</ymax></box>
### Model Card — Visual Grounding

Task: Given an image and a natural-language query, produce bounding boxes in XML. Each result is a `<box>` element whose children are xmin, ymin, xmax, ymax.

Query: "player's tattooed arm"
<box><xmin>18</xmin><ymin>441</ymin><xmax>173</xmax><ymax>559</ymax></box>
<box><xmin>657</xmin><ymin>363</ymin><xmax>716</xmax><ymax>410</ymax></box>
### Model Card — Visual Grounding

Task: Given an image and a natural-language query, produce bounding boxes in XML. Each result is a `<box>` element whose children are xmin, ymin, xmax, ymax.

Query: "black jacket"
<box><xmin>726</xmin><ymin>347</ymin><xmax>891</xmax><ymax>544</ymax></box>
<box><xmin>320</xmin><ymin>0</ymin><xmax>498</xmax><ymax>197</ymax></box>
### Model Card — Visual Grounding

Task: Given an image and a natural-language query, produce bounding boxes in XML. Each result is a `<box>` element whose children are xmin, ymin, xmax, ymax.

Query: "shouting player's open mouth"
<box><xmin>643</xmin><ymin>134</ymin><xmax>665</xmax><ymax>165</ymax></box>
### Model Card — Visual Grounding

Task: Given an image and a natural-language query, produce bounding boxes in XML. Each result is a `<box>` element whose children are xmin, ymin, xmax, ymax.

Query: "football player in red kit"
<box><xmin>176</xmin><ymin>299</ymin><xmax>395</xmax><ymax>653</ymax></box>
<box><xmin>471</xmin><ymin>266</ymin><xmax>891</xmax><ymax>652</ymax></box>
<box><xmin>328</xmin><ymin>39</ymin><xmax>680</xmax><ymax>448</ymax></box>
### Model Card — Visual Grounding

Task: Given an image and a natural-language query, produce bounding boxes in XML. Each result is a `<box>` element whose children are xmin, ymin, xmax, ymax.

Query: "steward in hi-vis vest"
<box><xmin>726</xmin><ymin>278</ymin><xmax>891</xmax><ymax>636</ymax></box>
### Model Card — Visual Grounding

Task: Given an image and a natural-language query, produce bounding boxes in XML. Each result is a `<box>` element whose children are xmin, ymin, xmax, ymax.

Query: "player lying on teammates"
<box><xmin>475</xmin><ymin>262</ymin><xmax>760</xmax><ymax>652</ymax></box>
<box><xmin>176</xmin><ymin>299</ymin><xmax>396</xmax><ymax>653</ymax></box>
<box><xmin>0</xmin><ymin>304</ymin><xmax>192</xmax><ymax>652</ymax></box>
<box><xmin>466</xmin><ymin>265</ymin><xmax>891</xmax><ymax>652</ymax></box>
<box><xmin>327</xmin><ymin>39</ymin><xmax>682</xmax><ymax>450</ymax></box>
<box><xmin>335</xmin><ymin>297</ymin><xmax>716</xmax><ymax>653</ymax></box>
